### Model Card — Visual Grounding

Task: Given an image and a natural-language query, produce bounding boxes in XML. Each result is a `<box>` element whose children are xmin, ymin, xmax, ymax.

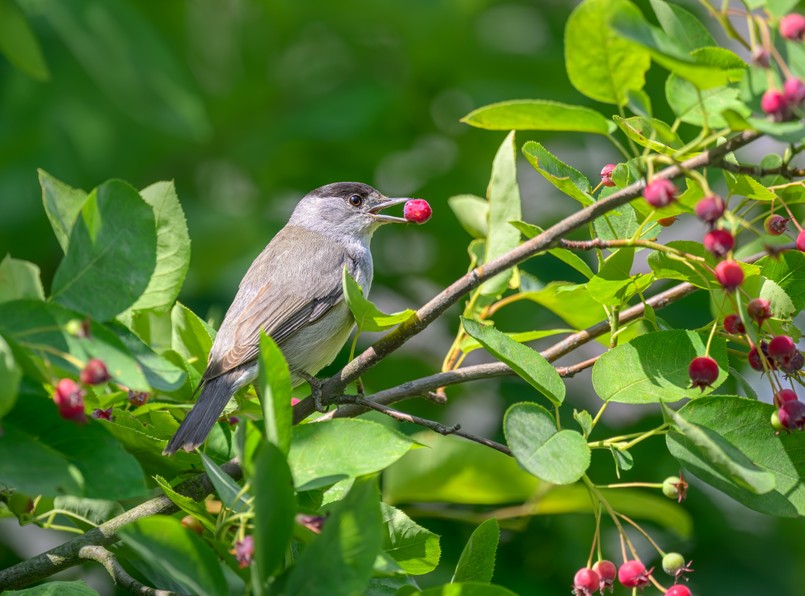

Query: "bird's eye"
<box><xmin>348</xmin><ymin>194</ymin><xmax>363</xmax><ymax>207</ymax></box>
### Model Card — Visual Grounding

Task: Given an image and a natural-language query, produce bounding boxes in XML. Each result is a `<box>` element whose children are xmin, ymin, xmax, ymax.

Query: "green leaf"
<box><xmin>39</xmin><ymin>0</ymin><xmax>210</xmax><ymax>139</ymax></box>
<box><xmin>382</xmin><ymin>503</ymin><xmax>441</xmax><ymax>575</ymax></box>
<box><xmin>647</xmin><ymin>240</ymin><xmax>716</xmax><ymax>289</ymax></box>
<box><xmin>129</xmin><ymin>181</ymin><xmax>191</xmax><ymax>312</ymax></box>
<box><xmin>154</xmin><ymin>475</ymin><xmax>216</xmax><ymax>533</ymax></box>
<box><xmin>342</xmin><ymin>268</ymin><xmax>415</xmax><ymax>332</ymax></box>
<box><xmin>665</xmin><ymin>404</ymin><xmax>775</xmax><ymax>494</ymax></box>
<box><xmin>511</xmin><ymin>222</ymin><xmax>594</xmax><ymax>278</ymax></box>
<box><xmin>383</xmin><ymin>432</ymin><xmax>539</xmax><ymax>505</ymax></box>
<box><xmin>593</xmin><ymin>202</ymin><xmax>640</xmax><ymax>242</ymax></box>
<box><xmin>746</xmin><ymin>117</ymin><xmax>805</xmax><ymax>144</ymax></box>
<box><xmin>38</xmin><ymin>170</ymin><xmax>88</xmax><ymax>253</ymax></box>
<box><xmin>4</xmin><ymin>581</ymin><xmax>99</xmax><ymax>595</ymax></box>
<box><xmin>521</xmin><ymin>142</ymin><xmax>593</xmax><ymax>206</ymax></box>
<box><xmin>118</xmin><ymin>516</ymin><xmax>228</xmax><ymax>595</ymax></box>
<box><xmin>518</xmin><ymin>282</ymin><xmax>607</xmax><ymax>331</ymax></box>
<box><xmin>666</xmin><ymin>396</ymin><xmax>805</xmax><ymax>516</ymax></box>
<box><xmin>171</xmin><ymin>301</ymin><xmax>215</xmax><ymax>376</ymax></box>
<box><xmin>503</xmin><ymin>402</ymin><xmax>591</xmax><ymax>485</ymax></box>
<box><xmin>448</xmin><ymin>194</ymin><xmax>488</xmax><ymax>239</ymax></box>
<box><xmin>460</xmin><ymin>327</ymin><xmax>575</xmax><ymax>354</ymax></box>
<box><xmin>767</xmin><ymin>0</ymin><xmax>800</xmax><ymax>17</ymax></box>
<box><xmin>480</xmin><ymin>131</ymin><xmax>521</xmax><ymax>296</ymax></box>
<box><xmin>0</xmin><ymin>391</ymin><xmax>146</xmax><ymax>498</ymax></box>
<box><xmin>51</xmin><ymin>180</ymin><xmax>157</xmax><ymax>321</ymax></box>
<box><xmin>419</xmin><ymin>584</ymin><xmax>517</xmax><ymax>596</ymax></box>
<box><xmin>611</xmin><ymin>8</ymin><xmax>745</xmax><ymax>88</ymax></box>
<box><xmin>252</xmin><ymin>442</ymin><xmax>296</xmax><ymax>588</ymax></box>
<box><xmin>0</xmin><ymin>0</ymin><xmax>49</xmax><ymax>80</ymax></box>
<box><xmin>0</xmin><ymin>255</ymin><xmax>45</xmax><ymax>303</ymax></box>
<box><xmin>665</xmin><ymin>75</ymin><xmax>749</xmax><ymax>128</ymax></box>
<box><xmin>613</xmin><ymin>115</ymin><xmax>683</xmax><ymax>155</ymax></box>
<box><xmin>461</xmin><ymin>100</ymin><xmax>613</xmax><ymax>135</ymax></box>
<box><xmin>592</xmin><ymin>330</ymin><xmax>729</xmax><ymax>403</ymax></box>
<box><xmin>574</xmin><ymin>409</ymin><xmax>594</xmax><ymax>437</ymax></box>
<box><xmin>462</xmin><ymin>318</ymin><xmax>565</xmax><ymax>405</ymax></box>
<box><xmin>258</xmin><ymin>333</ymin><xmax>292</xmax><ymax>454</ymax></box>
<box><xmin>759</xmin><ymin>251</ymin><xmax>805</xmax><ymax>313</ymax></box>
<box><xmin>200</xmin><ymin>452</ymin><xmax>250</xmax><ymax>513</ymax></box>
<box><xmin>587</xmin><ymin>248</ymin><xmax>652</xmax><ymax>305</ymax></box>
<box><xmin>286</xmin><ymin>475</ymin><xmax>382</xmax><ymax>596</ymax></box>
<box><xmin>452</xmin><ymin>519</ymin><xmax>499</xmax><ymax>584</ymax></box>
<box><xmin>0</xmin><ymin>334</ymin><xmax>21</xmax><ymax>421</ymax></box>
<box><xmin>650</xmin><ymin>0</ymin><xmax>716</xmax><ymax>52</ymax></box>
<box><xmin>289</xmin><ymin>419</ymin><xmax>418</xmax><ymax>490</ymax></box>
<box><xmin>565</xmin><ymin>0</ymin><xmax>651</xmax><ymax>105</ymax></box>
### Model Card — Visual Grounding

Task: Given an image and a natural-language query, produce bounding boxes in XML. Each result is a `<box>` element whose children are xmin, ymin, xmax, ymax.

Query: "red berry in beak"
<box><xmin>403</xmin><ymin>199</ymin><xmax>432</xmax><ymax>224</ymax></box>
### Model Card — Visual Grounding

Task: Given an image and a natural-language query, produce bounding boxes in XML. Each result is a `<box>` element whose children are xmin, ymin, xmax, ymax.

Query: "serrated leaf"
<box><xmin>452</xmin><ymin>518</ymin><xmax>498</xmax><ymax>583</ymax></box>
<box><xmin>382</xmin><ymin>503</ymin><xmax>441</xmax><ymax>575</ymax></box>
<box><xmin>462</xmin><ymin>318</ymin><xmax>565</xmax><ymax>405</ymax></box>
<box><xmin>461</xmin><ymin>99</ymin><xmax>614</xmax><ymax>134</ymax></box>
<box><xmin>614</xmin><ymin>115</ymin><xmax>683</xmax><ymax>155</ymax></box>
<box><xmin>665</xmin><ymin>75</ymin><xmax>750</xmax><ymax>128</ymax></box>
<box><xmin>504</xmin><ymin>403</ymin><xmax>590</xmax><ymax>485</ymax></box>
<box><xmin>521</xmin><ymin>141</ymin><xmax>593</xmax><ymax>206</ymax></box>
<box><xmin>343</xmin><ymin>268</ymin><xmax>415</xmax><ymax>332</ymax></box>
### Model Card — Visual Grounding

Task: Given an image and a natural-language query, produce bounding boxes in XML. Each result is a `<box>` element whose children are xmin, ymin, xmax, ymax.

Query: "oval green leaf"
<box><xmin>462</xmin><ymin>100</ymin><xmax>613</xmax><ymax>135</ymax></box>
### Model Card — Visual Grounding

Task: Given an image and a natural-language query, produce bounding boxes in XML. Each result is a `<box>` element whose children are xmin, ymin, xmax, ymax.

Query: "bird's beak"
<box><xmin>369</xmin><ymin>197</ymin><xmax>409</xmax><ymax>224</ymax></box>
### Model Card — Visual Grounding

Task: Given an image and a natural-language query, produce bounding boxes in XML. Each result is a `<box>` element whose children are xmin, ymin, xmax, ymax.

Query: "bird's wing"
<box><xmin>202</xmin><ymin>227</ymin><xmax>354</xmax><ymax>381</ymax></box>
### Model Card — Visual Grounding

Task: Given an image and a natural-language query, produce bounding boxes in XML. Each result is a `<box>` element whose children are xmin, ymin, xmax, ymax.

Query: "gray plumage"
<box><xmin>164</xmin><ymin>182</ymin><xmax>409</xmax><ymax>455</ymax></box>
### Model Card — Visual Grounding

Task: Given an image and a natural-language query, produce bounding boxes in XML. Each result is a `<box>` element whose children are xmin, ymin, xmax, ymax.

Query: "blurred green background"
<box><xmin>2</xmin><ymin>0</ymin><xmax>805</xmax><ymax>594</ymax></box>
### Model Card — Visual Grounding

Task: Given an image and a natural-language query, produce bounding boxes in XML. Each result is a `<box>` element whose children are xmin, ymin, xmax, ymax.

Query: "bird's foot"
<box><xmin>298</xmin><ymin>372</ymin><xmax>328</xmax><ymax>412</ymax></box>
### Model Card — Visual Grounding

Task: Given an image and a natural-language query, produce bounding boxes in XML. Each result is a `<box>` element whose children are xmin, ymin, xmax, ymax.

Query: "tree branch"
<box><xmin>292</xmin><ymin>130</ymin><xmax>760</xmax><ymax>422</ymax></box>
<box><xmin>78</xmin><ymin>545</ymin><xmax>179</xmax><ymax>596</ymax></box>
<box><xmin>716</xmin><ymin>160</ymin><xmax>805</xmax><ymax>178</ymax></box>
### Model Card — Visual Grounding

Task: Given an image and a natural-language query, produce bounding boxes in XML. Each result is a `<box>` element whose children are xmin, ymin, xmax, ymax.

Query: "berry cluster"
<box><xmin>52</xmin><ymin>358</ymin><xmax>119</xmax><ymax>423</ymax></box>
<box><xmin>758</xmin><ymin>13</ymin><xmax>805</xmax><ymax>121</ymax></box>
<box><xmin>573</xmin><ymin>555</ymin><xmax>693</xmax><ymax>595</ymax></box>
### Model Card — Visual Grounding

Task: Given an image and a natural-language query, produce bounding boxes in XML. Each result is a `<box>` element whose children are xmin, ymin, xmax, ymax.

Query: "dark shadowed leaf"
<box><xmin>0</xmin><ymin>334</ymin><xmax>21</xmax><ymax>420</ymax></box>
<box><xmin>0</xmin><ymin>0</ymin><xmax>49</xmax><ymax>80</ymax></box>
<box><xmin>382</xmin><ymin>503</ymin><xmax>441</xmax><ymax>575</ymax></box>
<box><xmin>258</xmin><ymin>333</ymin><xmax>292</xmax><ymax>454</ymax></box>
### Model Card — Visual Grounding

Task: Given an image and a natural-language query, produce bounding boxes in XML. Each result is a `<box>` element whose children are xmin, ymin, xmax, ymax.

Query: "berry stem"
<box><xmin>599</xmin><ymin>482</ymin><xmax>664</xmax><ymax>489</ymax></box>
<box><xmin>616</xmin><ymin>512</ymin><xmax>666</xmax><ymax>557</ymax></box>
<box><xmin>704</xmin><ymin>318</ymin><xmax>719</xmax><ymax>356</ymax></box>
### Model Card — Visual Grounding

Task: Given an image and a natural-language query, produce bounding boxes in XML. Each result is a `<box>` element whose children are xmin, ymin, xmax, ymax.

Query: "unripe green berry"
<box><xmin>662</xmin><ymin>552</ymin><xmax>686</xmax><ymax>575</ymax></box>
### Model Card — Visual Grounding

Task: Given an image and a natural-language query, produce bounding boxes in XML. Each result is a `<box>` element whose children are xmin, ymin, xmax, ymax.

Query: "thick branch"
<box><xmin>79</xmin><ymin>545</ymin><xmax>178</xmax><ymax>596</ymax></box>
<box><xmin>0</xmin><ymin>461</ymin><xmax>242</xmax><ymax>590</ymax></box>
<box><xmin>292</xmin><ymin>130</ymin><xmax>760</xmax><ymax>422</ymax></box>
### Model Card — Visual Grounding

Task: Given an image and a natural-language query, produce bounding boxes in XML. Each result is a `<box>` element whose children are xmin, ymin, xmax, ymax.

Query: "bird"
<box><xmin>163</xmin><ymin>182</ymin><xmax>410</xmax><ymax>455</ymax></box>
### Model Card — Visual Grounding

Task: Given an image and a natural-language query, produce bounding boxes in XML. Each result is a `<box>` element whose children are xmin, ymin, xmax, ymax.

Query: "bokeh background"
<box><xmin>2</xmin><ymin>0</ymin><xmax>805</xmax><ymax>594</ymax></box>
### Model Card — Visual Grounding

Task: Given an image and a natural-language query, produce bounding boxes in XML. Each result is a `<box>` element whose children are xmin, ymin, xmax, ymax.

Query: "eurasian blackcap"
<box><xmin>164</xmin><ymin>182</ymin><xmax>410</xmax><ymax>455</ymax></box>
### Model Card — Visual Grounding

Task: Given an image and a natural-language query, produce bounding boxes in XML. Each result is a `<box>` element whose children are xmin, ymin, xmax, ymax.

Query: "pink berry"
<box><xmin>775</xmin><ymin>388</ymin><xmax>798</xmax><ymax>407</ymax></box>
<box><xmin>714</xmin><ymin>260</ymin><xmax>744</xmax><ymax>291</ymax></box>
<box><xmin>797</xmin><ymin>230</ymin><xmax>805</xmax><ymax>252</ymax></box>
<box><xmin>618</xmin><ymin>560</ymin><xmax>650</xmax><ymax>589</ymax></box>
<box><xmin>403</xmin><ymin>199</ymin><xmax>432</xmax><ymax>224</ymax></box>
<box><xmin>573</xmin><ymin>568</ymin><xmax>600</xmax><ymax>595</ymax></box>
<box><xmin>784</xmin><ymin>77</ymin><xmax>805</xmax><ymax>105</ymax></box>
<box><xmin>747</xmin><ymin>298</ymin><xmax>772</xmax><ymax>325</ymax></box>
<box><xmin>600</xmin><ymin>164</ymin><xmax>617</xmax><ymax>187</ymax></box>
<box><xmin>689</xmin><ymin>356</ymin><xmax>719</xmax><ymax>390</ymax></box>
<box><xmin>666</xmin><ymin>585</ymin><xmax>693</xmax><ymax>596</ymax></box>
<box><xmin>230</xmin><ymin>535</ymin><xmax>254</xmax><ymax>568</ymax></box>
<box><xmin>703</xmin><ymin>229</ymin><xmax>735</xmax><ymax>257</ymax></box>
<box><xmin>780</xmin><ymin>13</ymin><xmax>805</xmax><ymax>40</ymax></box>
<box><xmin>748</xmin><ymin>345</ymin><xmax>764</xmax><ymax>371</ymax></box>
<box><xmin>80</xmin><ymin>358</ymin><xmax>110</xmax><ymax>385</ymax></box>
<box><xmin>779</xmin><ymin>399</ymin><xmax>805</xmax><ymax>430</ymax></box>
<box><xmin>695</xmin><ymin>195</ymin><xmax>725</xmax><ymax>225</ymax></box>
<box><xmin>593</xmin><ymin>560</ymin><xmax>617</xmax><ymax>592</ymax></box>
<box><xmin>761</xmin><ymin>88</ymin><xmax>790</xmax><ymax>121</ymax></box>
<box><xmin>643</xmin><ymin>179</ymin><xmax>677</xmax><ymax>208</ymax></box>
<box><xmin>53</xmin><ymin>379</ymin><xmax>87</xmax><ymax>423</ymax></box>
<box><xmin>723</xmin><ymin>314</ymin><xmax>745</xmax><ymax>334</ymax></box>
<box><xmin>768</xmin><ymin>335</ymin><xmax>796</xmax><ymax>364</ymax></box>
<box><xmin>764</xmin><ymin>214</ymin><xmax>789</xmax><ymax>235</ymax></box>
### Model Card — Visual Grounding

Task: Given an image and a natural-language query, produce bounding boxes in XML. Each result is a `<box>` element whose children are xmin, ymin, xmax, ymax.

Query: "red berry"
<box><xmin>761</xmin><ymin>88</ymin><xmax>790</xmax><ymax>121</ymax></box>
<box><xmin>747</xmin><ymin>298</ymin><xmax>772</xmax><ymax>325</ymax></box>
<box><xmin>748</xmin><ymin>345</ymin><xmax>764</xmax><ymax>371</ymax></box>
<box><xmin>666</xmin><ymin>585</ymin><xmax>693</xmax><ymax>596</ymax></box>
<box><xmin>689</xmin><ymin>356</ymin><xmax>719</xmax><ymax>390</ymax></box>
<box><xmin>768</xmin><ymin>335</ymin><xmax>797</xmax><ymax>364</ymax></box>
<box><xmin>775</xmin><ymin>389</ymin><xmax>798</xmax><ymax>407</ymax></box>
<box><xmin>764</xmin><ymin>214</ymin><xmax>789</xmax><ymax>235</ymax></box>
<box><xmin>128</xmin><ymin>391</ymin><xmax>149</xmax><ymax>407</ymax></box>
<box><xmin>657</xmin><ymin>216</ymin><xmax>677</xmax><ymax>227</ymax></box>
<box><xmin>618</xmin><ymin>560</ymin><xmax>650</xmax><ymax>589</ymax></box>
<box><xmin>695</xmin><ymin>195</ymin><xmax>725</xmax><ymax>225</ymax></box>
<box><xmin>780</xmin><ymin>13</ymin><xmax>805</xmax><ymax>40</ymax></box>
<box><xmin>784</xmin><ymin>77</ymin><xmax>805</xmax><ymax>105</ymax></box>
<box><xmin>53</xmin><ymin>379</ymin><xmax>87</xmax><ymax>424</ymax></box>
<box><xmin>723</xmin><ymin>314</ymin><xmax>745</xmax><ymax>334</ymax></box>
<box><xmin>703</xmin><ymin>229</ymin><xmax>735</xmax><ymax>257</ymax></box>
<box><xmin>779</xmin><ymin>399</ymin><xmax>805</xmax><ymax>430</ymax></box>
<box><xmin>782</xmin><ymin>351</ymin><xmax>804</xmax><ymax>374</ymax></box>
<box><xmin>797</xmin><ymin>230</ymin><xmax>805</xmax><ymax>252</ymax></box>
<box><xmin>643</xmin><ymin>179</ymin><xmax>677</xmax><ymax>208</ymax></box>
<box><xmin>592</xmin><ymin>560</ymin><xmax>617</xmax><ymax>591</ymax></box>
<box><xmin>573</xmin><ymin>568</ymin><xmax>600</xmax><ymax>595</ymax></box>
<box><xmin>80</xmin><ymin>358</ymin><xmax>110</xmax><ymax>385</ymax></box>
<box><xmin>403</xmin><ymin>199</ymin><xmax>432</xmax><ymax>224</ymax></box>
<box><xmin>714</xmin><ymin>260</ymin><xmax>743</xmax><ymax>291</ymax></box>
<box><xmin>600</xmin><ymin>164</ymin><xmax>617</xmax><ymax>187</ymax></box>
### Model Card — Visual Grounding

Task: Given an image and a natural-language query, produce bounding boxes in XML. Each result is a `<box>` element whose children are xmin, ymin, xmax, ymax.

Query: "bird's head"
<box><xmin>288</xmin><ymin>182</ymin><xmax>409</xmax><ymax>240</ymax></box>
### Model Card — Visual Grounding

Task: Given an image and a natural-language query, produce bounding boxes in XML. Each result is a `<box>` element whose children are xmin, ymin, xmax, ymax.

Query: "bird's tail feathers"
<box><xmin>163</xmin><ymin>370</ymin><xmax>240</xmax><ymax>456</ymax></box>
